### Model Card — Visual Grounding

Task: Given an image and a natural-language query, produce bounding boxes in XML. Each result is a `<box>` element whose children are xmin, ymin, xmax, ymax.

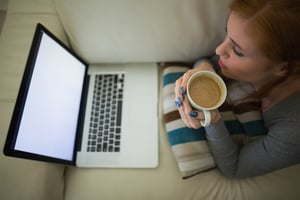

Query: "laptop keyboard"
<box><xmin>87</xmin><ymin>73</ymin><xmax>125</xmax><ymax>152</ymax></box>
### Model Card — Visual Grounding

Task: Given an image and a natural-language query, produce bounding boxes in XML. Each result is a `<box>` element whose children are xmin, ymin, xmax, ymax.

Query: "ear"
<box><xmin>274</xmin><ymin>62</ymin><xmax>289</xmax><ymax>77</ymax></box>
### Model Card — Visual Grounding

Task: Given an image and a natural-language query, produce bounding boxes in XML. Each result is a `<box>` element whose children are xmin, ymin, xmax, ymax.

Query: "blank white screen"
<box><xmin>15</xmin><ymin>32</ymin><xmax>86</xmax><ymax>161</ymax></box>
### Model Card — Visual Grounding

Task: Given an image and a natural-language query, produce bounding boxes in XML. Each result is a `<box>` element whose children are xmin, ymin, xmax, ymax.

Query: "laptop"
<box><xmin>3</xmin><ymin>23</ymin><xmax>159</xmax><ymax>168</ymax></box>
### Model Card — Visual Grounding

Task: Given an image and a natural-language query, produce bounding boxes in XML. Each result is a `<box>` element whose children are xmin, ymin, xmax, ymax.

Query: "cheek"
<box><xmin>224</xmin><ymin>60</ymin><xmax>261</xmax><ymax>80</ymax></box>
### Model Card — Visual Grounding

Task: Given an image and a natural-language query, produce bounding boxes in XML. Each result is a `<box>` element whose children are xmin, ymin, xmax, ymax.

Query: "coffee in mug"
<box><xmin>187</xmin><ymin>71</ymin><xmax>227</xmax><ymax>127</ymax></box>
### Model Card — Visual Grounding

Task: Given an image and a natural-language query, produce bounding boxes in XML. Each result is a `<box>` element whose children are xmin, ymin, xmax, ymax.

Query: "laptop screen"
<box><xmin>4</xmin><ymin>24</ymin><xmax>87</xmax><ymax>164</ymax></box>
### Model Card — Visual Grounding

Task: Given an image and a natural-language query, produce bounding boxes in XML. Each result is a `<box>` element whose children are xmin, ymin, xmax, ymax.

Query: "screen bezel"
<box><xmin>3</xmin><ymin>23</ymin><xmax>89</xmax><ymax>165</ymax></box>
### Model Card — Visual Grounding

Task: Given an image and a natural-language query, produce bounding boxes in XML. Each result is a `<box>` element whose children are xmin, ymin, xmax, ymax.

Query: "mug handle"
<box><xmin>200</xmin><ymin>110</ymin><xmax>211</xmax><ymax>127</ymax></box>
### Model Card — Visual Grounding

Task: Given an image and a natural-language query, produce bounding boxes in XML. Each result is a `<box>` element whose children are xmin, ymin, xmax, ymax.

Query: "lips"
<box><xmin>218</xmin><ymin>59</ymin><xmax>227</xmax><ymax>69</ymax></box>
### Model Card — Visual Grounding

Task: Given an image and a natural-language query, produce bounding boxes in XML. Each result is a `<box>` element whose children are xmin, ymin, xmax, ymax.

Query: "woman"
<box><xmin>175</xmin><ymin>0</ymin><xmax>300</xmax><ymax>178</ymax></box>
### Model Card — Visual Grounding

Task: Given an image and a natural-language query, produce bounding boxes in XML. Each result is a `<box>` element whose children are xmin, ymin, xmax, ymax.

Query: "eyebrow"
<box><xmin>229</xmin><ymin>38</ymin><xmax>244</xmax><ymax>51</ymax></box>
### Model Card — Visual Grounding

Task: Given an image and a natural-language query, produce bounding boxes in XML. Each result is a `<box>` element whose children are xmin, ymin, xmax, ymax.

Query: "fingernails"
<box><xmin>180</xmin><ymin>87</ymin><xmax>185</xmax><ymax>100</ymax></box>
<box><xmin>175</xmin><ymin>97</ymin><xmax>182</xmax><ymax>108</ymax></box>
<box><xmin>190</xmin><ymin>111</ymin><xmax>198</xmax><ymax>118</ymax></box>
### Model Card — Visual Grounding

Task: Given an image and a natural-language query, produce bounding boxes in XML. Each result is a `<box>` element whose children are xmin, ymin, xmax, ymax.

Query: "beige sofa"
<box><xmin>1</xmin><ymin>0</ymin><xmax>300</xmax><ymax>200</ymax></box>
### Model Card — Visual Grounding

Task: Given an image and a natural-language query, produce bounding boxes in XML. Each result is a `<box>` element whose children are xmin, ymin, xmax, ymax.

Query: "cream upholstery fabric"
<box><xmin>0</xmin><ymin>0</ymin><xmax>67</xmax><ymax>200</ymax></box>
<box><xmin>55</xmin><ymin>0</ymin><xmax>230</xmax><ymax>63</ymax></box>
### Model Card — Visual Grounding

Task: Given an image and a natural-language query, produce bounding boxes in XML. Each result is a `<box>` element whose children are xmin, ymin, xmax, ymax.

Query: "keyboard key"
<box><xmin>87</xmin><ymin>73</ymin><xmax>124</xmax><ymax>152</ymax></box>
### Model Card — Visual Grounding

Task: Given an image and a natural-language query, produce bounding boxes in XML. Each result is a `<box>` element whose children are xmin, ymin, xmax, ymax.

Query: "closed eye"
<box><xmin>232</xmin><ymin>45</ymin><xmax>245</xmax><ymax>57</ymax></box>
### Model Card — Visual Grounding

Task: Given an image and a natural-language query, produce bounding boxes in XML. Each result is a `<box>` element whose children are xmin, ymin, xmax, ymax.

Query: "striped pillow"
<box><xmin>162</xmin><ymin>65</ymin><xmax>267</xmax><ymax>178</ymax></box>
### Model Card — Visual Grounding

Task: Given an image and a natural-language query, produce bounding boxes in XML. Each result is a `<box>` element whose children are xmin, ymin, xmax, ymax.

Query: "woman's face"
<box><xmin>216</xmin><ymin>12</ymin><xmax>284</xmax><ymax>88</ymax></box>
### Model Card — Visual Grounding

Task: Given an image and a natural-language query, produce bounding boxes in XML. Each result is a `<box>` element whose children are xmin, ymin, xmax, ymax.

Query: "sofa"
<box><xmin>1</xmin><ymin>0</ymin><xmax>300</xmax><ymax>200</ymax></box>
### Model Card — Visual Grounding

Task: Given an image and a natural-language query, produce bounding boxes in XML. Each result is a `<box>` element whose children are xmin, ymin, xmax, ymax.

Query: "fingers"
<box><xmin>188</xmin><ymin>110</ymin><xmax>206</xmax><ymax>129</ymax></box>
<box><xmin>180</xmin><ymin>107</ymin><xmax>222</xmax><ymax>129</ymax></box>
<box><xmin>174</xmin><ymin>78</ymin><xmax>184</xmax><ymax>107</ymax></box>
<box><xmin>175</xmin><ymin>70</ymin><xmax>201</xmax><ymax>129</ymax></box>
<box><xmin>178</xmin><ymin>100</ymin><xmax>201</xmax><ymax>129</ymax></box>
<box><xmin>174</xmin><ymin>69</ymin><xmax>197</xmax><ymax>107</ymax></box>
<box><xmin>189</xmin><ymin>109</ymin><xmax>222</xmax><ymax>126</ymax></box>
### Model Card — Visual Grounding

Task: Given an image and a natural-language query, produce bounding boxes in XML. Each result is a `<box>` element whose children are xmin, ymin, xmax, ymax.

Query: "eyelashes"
<box><xmin>232</xmin><ymin>45</ymin><xmax>245</xmax><ymax>57</ymax></box>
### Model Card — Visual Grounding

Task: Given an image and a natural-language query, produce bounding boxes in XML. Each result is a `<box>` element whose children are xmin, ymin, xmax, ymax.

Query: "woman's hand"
<box><xmin>174</xmin><ymin>61</ymin><xmax>222</xmax><ymax>129</ymax></box>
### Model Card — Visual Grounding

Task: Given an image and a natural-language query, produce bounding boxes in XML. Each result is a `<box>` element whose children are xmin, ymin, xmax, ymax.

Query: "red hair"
<box><xmin>229</xmin><ymin>0</ymin><xmax>300</xmax><ymax>98</ymax></box>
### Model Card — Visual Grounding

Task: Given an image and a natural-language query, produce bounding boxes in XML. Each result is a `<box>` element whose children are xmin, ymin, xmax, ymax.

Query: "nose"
<box><xmin>215</xmin><ymin>37</ymin><xmax>229</xmax><ymax>59</ymax></box>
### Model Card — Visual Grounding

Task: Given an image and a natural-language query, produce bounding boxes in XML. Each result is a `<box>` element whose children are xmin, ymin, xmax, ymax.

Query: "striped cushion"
<box><xmin>162</xmin><ymin>65</ymin><xmax>267</xmax><ymax>178</ymax></box>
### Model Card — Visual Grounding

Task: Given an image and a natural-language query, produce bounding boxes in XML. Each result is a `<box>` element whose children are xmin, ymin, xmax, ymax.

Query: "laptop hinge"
<box><xmin>75</xmin><ymin>74</ymin><xmax>90</xmax><ymax>152</ymax></box>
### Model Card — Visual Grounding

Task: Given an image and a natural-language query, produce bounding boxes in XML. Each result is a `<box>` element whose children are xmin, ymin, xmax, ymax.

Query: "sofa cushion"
<box><xmin>55</xmin><ymin>0</ymin><xmax>231</xmax><ymax>63</ymax></box>
<box><xmin>7</xmin><ymin>0</ymin><xmax>57</xmax><ymax>14</ymax></box>
<box><xmin>185</xmin><ymin>164</ymin><xmax>300</xmax><ymax>200</ymax></box>
<box><xmin>0</xmin><ymin>2</ymin><xmax>69</xmax><ymax>101</ymax></box>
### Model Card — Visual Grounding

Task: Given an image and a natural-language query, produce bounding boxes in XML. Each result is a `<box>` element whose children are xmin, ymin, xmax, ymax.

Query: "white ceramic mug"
<box><xmin>187</xmin><ymin>71</ymin><xmax>227</xmax><ymax>127</ymax></box>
